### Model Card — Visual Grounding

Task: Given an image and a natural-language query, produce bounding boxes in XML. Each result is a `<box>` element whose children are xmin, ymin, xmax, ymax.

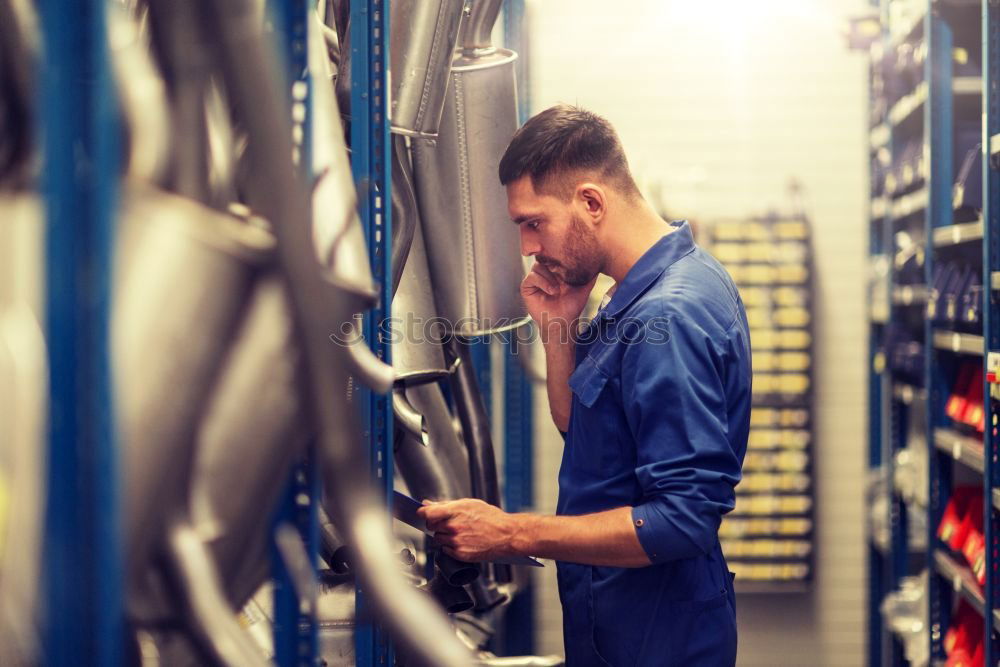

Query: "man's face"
<box><xmin>506</xmin><ymin>176</ymin><xmax>604</xmax><ymax>287</ymax></box>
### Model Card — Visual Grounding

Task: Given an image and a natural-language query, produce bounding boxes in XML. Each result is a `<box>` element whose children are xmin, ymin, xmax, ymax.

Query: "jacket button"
<box><xmin>634</xmin><ymin>519</ymin><xmax>644</xmax><ymax>527</ymax></box>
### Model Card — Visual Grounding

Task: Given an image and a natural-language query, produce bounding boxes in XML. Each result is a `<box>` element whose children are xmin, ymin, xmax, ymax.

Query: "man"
<box><xmin>417</xmin><ymin>105</ymin><xmax>750</xmax><ymax>666</ymax></box>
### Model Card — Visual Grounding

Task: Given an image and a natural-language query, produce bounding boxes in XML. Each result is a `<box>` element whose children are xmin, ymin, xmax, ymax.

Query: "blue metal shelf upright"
<box><xmin>983</xmin><ymin>2</ymin><xmax>1000</xmax><ymax>666</ymax></box>
<box><xmin>269</xmin><ymin>1</ymin><xmax>320</xmax><ymax>665</ymax></box>
<box><xmin>39</xmin><ymin>0</ymin><xmax>123</xmax><ymax>664</ymax></box>
<box><xmin>350</xmin><ymin>0</ymin><xmax>394</xmax><ymax>665</ymax></box>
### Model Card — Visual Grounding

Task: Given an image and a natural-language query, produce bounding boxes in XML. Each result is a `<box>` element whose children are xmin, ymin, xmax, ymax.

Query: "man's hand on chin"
<box><xmin>417</xmin><ymin>498</ymin><xmax>524</xmax><ymax>563</ymax></box>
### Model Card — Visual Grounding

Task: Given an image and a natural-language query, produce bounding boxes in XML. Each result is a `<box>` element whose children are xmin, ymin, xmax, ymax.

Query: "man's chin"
<box><xmin>564</xmin><ymin>271</ymin><xmax>597</xmax><ymax>288</ymax></box>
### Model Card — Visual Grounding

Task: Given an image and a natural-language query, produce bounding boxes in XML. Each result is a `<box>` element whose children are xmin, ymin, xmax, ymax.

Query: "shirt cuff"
<box><xmin>630</xmin><ymin>502</ymin><xmax>704</xmax><ymax>565</ymax></box>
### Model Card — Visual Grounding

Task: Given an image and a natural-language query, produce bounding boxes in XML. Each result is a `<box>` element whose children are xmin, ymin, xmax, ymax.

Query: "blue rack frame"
<box><xmin>269</xmin><ymin>1</ymin><xmax>321</xmax><ymax>664</ymax></box>
<box><xmin>39</xmin><ymin>0</ymin><xmax>123</xmax><ymax>664</ymax></box>
<box><xmin>866</xmin><ymin>1</ymin><xmax>1000</xmax><ymax>664</ymax></box>
<box><xmin>984</xmin><ymin>3</ymin><xmax>1000</xmax><ymax>666</ymax></box>
<box><xmin>350</xmin><ymin>1</ymin><xmax>394</xmax><ymax>665</ymax></box>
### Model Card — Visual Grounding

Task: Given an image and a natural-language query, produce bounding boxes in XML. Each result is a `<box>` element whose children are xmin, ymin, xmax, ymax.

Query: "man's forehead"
<box><xmin>506</xmin><ymin>176</ymin><xmax>555</xmax><ymax>219</ymax></box>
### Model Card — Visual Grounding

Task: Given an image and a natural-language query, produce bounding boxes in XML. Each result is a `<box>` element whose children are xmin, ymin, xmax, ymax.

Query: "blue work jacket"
<box><xmin>556</xmin><ymin>220</ymin><xmax>751</xmax><ymax>666</ymax></box>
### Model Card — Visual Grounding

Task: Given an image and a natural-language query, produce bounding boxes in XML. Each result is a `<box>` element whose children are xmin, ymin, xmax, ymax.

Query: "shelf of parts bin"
<box><xmin>933</xmin><ymin>549</ymin><xmax>1000</xmax><ymax>632</ymax></box>
<box><xmin>932</xmin><ymin>330</ymin><xmax>984</xmax><ymax>356</ymax></box>
<box><xmin>990</xmin><ymin>133</ymin><xmax>1000</xmax><ymax>162</ymax></box>
<box><xmin>889</xmin><ymin>77</ymin><xmax>981</xmax><ymax>129</ymax></box>
<box><xmin>990</xmin><ymin>272</ymin><xmax>1000</xmax><ymax>291</ymax></box>
<box><xmin>890</xmin><ymin>187</ymin><xmax>929</xmax><ymax>223</ymax></box>
<box><xmin>891</xmin><ymin>285</ymin><xmax>929</xmax><ymax>306</ymax></box>
<box><xmin>932</xmin><ymin>428</ymin><xmax>985</xmax><ymax>474</ymax></box>
<box><xmin>931</xmin><ymin>218</ymin><xmax>984</xmax><ymax>247</ymax></box>
<box><xmin>993</xmin><ymin>488</ymin><xmax>1000</xmax><ymax>513</ymax></box>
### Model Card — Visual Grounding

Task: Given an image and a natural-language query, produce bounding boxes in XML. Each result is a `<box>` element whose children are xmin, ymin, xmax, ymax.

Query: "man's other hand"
<box><xmin>520</xmin><ymin>262</ymin><xmax>597</xmax><ymax>342</ymax></box>
<box><xmin>416</xmin><ymin>498</ymin><xmax>520</xmax><ymax>563</ymax></box>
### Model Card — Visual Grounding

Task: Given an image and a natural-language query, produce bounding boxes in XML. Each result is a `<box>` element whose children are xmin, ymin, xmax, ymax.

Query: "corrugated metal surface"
<box><xmin>523</xmin><ymin>1</ymin><xmax>867</xmax><ymax>664</ymax></box>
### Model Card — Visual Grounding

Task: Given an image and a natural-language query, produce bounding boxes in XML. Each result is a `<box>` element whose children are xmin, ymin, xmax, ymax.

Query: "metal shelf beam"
<box><xmin>931</xmin><ymin>330</ymin><xmax>985</xmax><ymax>356</ymax></box>
<box><xmin>933</xmin><ymin>428</ymin><xmax>985</xmax><ymax>475</ymax></box>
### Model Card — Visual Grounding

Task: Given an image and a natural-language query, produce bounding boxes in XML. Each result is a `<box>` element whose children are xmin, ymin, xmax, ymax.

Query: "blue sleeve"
<box><xmin>622</xmin><ymin>314</ymin><xmax>742</xmax><ymax>564</ymax></box>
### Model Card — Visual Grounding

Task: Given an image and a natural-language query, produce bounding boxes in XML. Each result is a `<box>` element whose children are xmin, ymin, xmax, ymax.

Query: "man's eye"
<box><xmin>527</xmin><ymin>221</ymin><xmax>540</xmax><ymax>230</ymax></box>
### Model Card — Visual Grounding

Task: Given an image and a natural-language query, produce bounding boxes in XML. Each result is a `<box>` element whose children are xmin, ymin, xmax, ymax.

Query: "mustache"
<box><xmin>536</xmin><ymin>256</ymin><xmax>561</xmax><ymax>268</ymax></box>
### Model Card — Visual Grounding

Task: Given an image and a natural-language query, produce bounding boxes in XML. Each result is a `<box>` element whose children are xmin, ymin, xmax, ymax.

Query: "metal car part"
<box><xmin>411</xmin><ymin>0</ymin><xmax>528</xmax><ymax>336</ymax></box>
<box><xmin>336</xmin><ymin>0</ymin><xmax>466</xmax><ymax>139</ymax></box>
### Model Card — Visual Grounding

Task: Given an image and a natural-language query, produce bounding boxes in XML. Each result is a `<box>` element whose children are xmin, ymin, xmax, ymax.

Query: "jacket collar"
<box><xmin>594</xmin><ymin>220</ymin><xmax>695</xmax><ymax>322</ymax></box>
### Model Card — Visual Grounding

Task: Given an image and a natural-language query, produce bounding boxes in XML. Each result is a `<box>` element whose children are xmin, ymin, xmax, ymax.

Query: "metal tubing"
<box><xmin>435</xmin><ymin>554</ymin><xmax>480</xmax><ymax>587</ymax></box>
<box><xmin>390</xmin><ymin>135</ymin><xmax>418</xmax><ymax>295</ymax></box>
<box><xmin>459</xmin><ymin>0</ymin><xmax>503</xmax><ymax>54</ymax></box>
<box><xmin>0</xmin><ymin>0</ymin><xmax>33</xmax><ymax>185</ymax></box>
<box><xmin>448</xmin><ymin>340</ymin><xmax>501</xmax><ymax>506</ymax></box>
<box><xmin>393</xmin><ymin>389</ymin><xmax>430</xmax><ymax>446</ymax></box>
<box><xmin>145</xmin><ymin>0</ymin><xmax>212</xmax><ymax>202</ymax></box>
<box><xmin>423</xmin><ymin>572</ymin><xmax>475</xmax><ymax>614</ymax></box>
<box><xmin>163</xmin><ymin>523</ymin><xmax>268</xmax><ymax>667</ymax></box>
<box><xmin>406</xmin><ymin>382</ymin><xmax>472</xmax><ymax>498</ymax></box>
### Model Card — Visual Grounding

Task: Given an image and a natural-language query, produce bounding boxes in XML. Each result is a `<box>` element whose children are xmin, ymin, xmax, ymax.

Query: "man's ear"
<box><xmin>577</xmin><ymin>183</ymin><xmax>607</xmax><ymax>222</ymax></box>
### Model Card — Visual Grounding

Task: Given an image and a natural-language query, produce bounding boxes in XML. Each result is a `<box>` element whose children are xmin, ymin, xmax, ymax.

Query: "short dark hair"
<box><xmin>498</xmin><ymin>104</ymin><xmax>639</xmax><ymax>201</ymax></box>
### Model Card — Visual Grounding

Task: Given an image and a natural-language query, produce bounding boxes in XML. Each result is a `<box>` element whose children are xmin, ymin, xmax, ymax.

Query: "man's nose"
<box><xmin>519</xmin><ymin>227</ymin><xmax>540</xmax><ymax>257</ymax></box>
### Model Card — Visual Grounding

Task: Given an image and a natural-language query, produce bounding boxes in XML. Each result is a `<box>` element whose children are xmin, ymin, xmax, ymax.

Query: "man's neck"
<box><xmin>601</xmin><ymin>201</ymin><xmax>675</xmax><ymax>284</ymax></box>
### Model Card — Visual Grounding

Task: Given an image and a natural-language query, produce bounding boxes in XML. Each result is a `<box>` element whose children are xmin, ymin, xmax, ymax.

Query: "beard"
<box><xmin>549</xmin><ymin>213</ymin><xmax>603</xmax><ymax>287</ymax></box>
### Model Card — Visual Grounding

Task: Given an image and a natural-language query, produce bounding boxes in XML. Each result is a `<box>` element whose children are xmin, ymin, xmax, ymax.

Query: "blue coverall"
<box><xmin>556</xmin><ymin>220</ymin><xmax>751</xmax><ymax>666</ymax></box>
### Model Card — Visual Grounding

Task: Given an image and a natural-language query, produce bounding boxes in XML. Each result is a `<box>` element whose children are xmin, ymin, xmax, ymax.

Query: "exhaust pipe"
<box><xmin>446</xmin><ymin>339</ymin><xmax>511</xmax><ymax>586</ymax></box>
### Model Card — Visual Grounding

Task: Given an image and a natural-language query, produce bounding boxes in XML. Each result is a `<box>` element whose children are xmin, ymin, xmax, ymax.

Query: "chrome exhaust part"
<box><xmin>411</xmin><ymin>0</ymin><xmax>528</xmax><ymax>337</ymax></box>
<box><xmin>188</xmin><ymin>275</ymin><xmax>310</xmax><ymax>608</ymax></box>
<box><xmin>114</xmin><ymin>186</ymin><xmax>274</xmax><ymax>620</ymax></box>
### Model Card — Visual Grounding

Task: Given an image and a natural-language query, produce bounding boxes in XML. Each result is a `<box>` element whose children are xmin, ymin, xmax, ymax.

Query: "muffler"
<box><xmin>114</xmin><ymin>186</ymin><xmax>274</xmax><ymax>620</ymax></box>
<box><xmin>411</xmin><ymin>0</ymin><xmax>528</xmax><ymax>336</ymax></box>
<box><xmin>188</xmin><ymin>275</ymin><xmax>311</xmax><ymax>608</ymax></box>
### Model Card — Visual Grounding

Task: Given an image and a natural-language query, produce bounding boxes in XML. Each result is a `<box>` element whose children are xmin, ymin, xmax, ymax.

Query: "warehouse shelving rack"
<box><xmin>36</xmin><ymin>0</ymin><xmax>536</xmax><ymax>664</ymax></box>
<box><xmin>864</xmin><ymin>1</ymin><xmax>999</xmax><ymax>665</ymax></box>
<box><xmin>345</xmin><ymin>0</ymin><xmax>537</xmax><ymax>664</ymax></box>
